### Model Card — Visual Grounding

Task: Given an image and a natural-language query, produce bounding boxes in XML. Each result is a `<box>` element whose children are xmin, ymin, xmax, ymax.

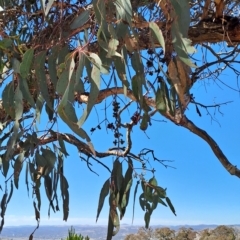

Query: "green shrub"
<box><xmin>63</xmin><ymin>226</ymin><xmax>90</xmax><ymax>240</ymax></box>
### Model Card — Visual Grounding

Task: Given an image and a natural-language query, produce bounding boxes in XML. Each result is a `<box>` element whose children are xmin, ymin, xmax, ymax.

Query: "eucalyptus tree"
<box><xmin>0</xmin><ymin>0</ymin><xmax>239</xmax><ymax>239</ymax></box>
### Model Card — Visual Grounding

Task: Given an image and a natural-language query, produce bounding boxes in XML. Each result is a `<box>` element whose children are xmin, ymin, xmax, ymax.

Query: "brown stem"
<box><xmin>180</xmin><ymin>115</ymin><xmax>240</xmax><ymax>178</ymax></box>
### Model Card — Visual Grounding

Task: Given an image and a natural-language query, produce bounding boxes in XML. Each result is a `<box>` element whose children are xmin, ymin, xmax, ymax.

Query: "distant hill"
<box><xmin>0</xmin><ymin>224</ymin><xmax>239</xmax><ymax>240</ymax></box>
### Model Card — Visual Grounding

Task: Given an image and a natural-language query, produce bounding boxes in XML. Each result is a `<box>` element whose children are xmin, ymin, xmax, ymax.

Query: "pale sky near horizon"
<box><xmin>0</xmin><ymin>38</ymin><xmax>240</xmax><ymax>232</ymax></box>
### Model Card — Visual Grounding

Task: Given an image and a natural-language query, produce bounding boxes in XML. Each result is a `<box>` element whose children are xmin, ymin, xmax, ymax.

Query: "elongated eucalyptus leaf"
<box><xmin>35</xmin><ymin>94</ymin><xmax>44</xmax><ymax>123</ymax></box>
<box><xmin>77</xmin><ymin>54</ymin><xmax>101</xmax><ymax>128</ymax></box>
<box><xmin>156</xmin><ymin>86</ymin><xmax>167</xmax><ymax>113</ymax></box>
<box><xmin>92</xmin><ymin>0</ymin><xmax>106</xmax><ymax>24</ymax></box>
<box><xmin>48</xmin><ymin>46</ymin><xmax>59</xmax><ymax>89</ymax></box>
<box><xmin>112</xmin><ymin>160</ymin><xmax>122</xmax><ymax>192</ymax></box>
<box><xmin>20</xmin><ymin>48</ymin><xmax>34</xmax><ymax>79</ymax></box>
<box><xmin>33</xmin><ymin>201</ymin><xmax>40</xmax><ymax>221</ymax></box>
<box><xmin>60</xmin><ymin>174</ymin><xmax>69</xmax><ymax>221</ymax></box>
<box><xmin>7</xmin><ymin>180</ymin><xmax>13</xmax><ymax>204</ymax></box>
<box><xmin>166</xmin><ymin>197</ymin><xmax>176</xmax><ymax>216</ymax></box>
<box><xmin>96</xmin><ymin>178</ymin><xmax>109</xmax><ymax>222</ymax></box>
<box><xmin>44</xmin><ymin>0</ymin><xmax>54</xmax><ymax>16</ymax></box>
<box><xmin>70</xmin><ymin>10</ymin><xmax>90</xmax><ymax>29</ymax></box>
<box><xmin>41</xmin><ymin>148</ymin><xmax>56</xmax><ymax>170</ymax></box>
<box><xmin>19</xmin><ymin>76</ymin><xmax>35</xmax><ymax>108</ymax></box>
<box><xmin>132</xmin><ymin>180</ymin><xmax>139</xmax><ymax>223</ymax></box>
<box><xmin>114</xmin><ymin>0</ymin><xmax>132</xmax><ymax>25</ymax></box>
<box><xmin>34</xmin><ymin>51</ymin><xmax>52</xmax><ymax>109</ymax></box>
<box><xmin>144</xmin><ymin>210</ymin><xmax>151</xmax><ymax>229</ymax></box>
<box><xmin>114</xmin><ymin>56</ymin><xmax>129</xmax><ymax>95</ymax></box>
<box><xmin>44</xmin><ymin>175</ymin><xmax>52</xmax><ymax>201</ymax></box>
<box><xmin>2</xmin><ymin>82</ymin><xmax>15</xmax><ymax>118</ymax></box>
<box><xmin>58</xmin><ymin>137</ymin><xmax>69</xmax><ymax>157</ymax></box>
<box><xmin>149</xmin><ymin>22</ymin><xmax>165</xmax><ymax>54</ymax></box>
<box><xmin>14</xmin><ymin>153</ymin><xmax>24</xmax><ymax>189</ymax></box>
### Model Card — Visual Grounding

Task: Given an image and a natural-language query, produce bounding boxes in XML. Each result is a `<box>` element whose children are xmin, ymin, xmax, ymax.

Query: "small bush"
<box><xmin>63</xmin><ymin>226</ymin><xmax>90</xmax><ymax>240</ymax></box>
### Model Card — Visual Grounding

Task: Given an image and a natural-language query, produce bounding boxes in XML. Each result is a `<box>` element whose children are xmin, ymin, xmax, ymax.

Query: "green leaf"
<box><xmin>0</xmin><ymin>39</ymin><xmax>12</xmax><ymax>49</ymax></box>
<box><xmin>34</xmin><ymin>51</ymin><xmax>53</xmax><ymax>110</ymax></box>
<box><xmin>14</xmin><ymin>153</ymin><xmax>24</xmax><ymax>189</ymax></box>
<box><xmin>139</xmin><ymin>193</ymin><xmax>145</xmax><ymax>211</ymax></box>
<box><xmin>170</xmin><ymin>0</ymin><xmax>190</xmax><ymax>38</ymax></box>
<box><xmin>2</xmin><ymin>82</ymin><xmax>15</xmax><ymax>118</ymax></box>
<box><xmin>75</xmin><ymin>53</ymin><xmax>85</xmax><ymax>93</ymax></box>
<box><xmin>19</xmin><ymin>76</ymin><xmax>35</xmax><ymax>108</ymax></box>
<box><xmin>152</xmin><ymin>192</ymin><xmax>158</xmax><ymax>211</ymax></box>
<box><xmin>12</xmin><ymin>58</ymin><xmax>20</xmax><ymax>73</ymax></box>
<box><xmin>44</xmin><ymin>175</ymin><xmax>52</xmax><ymax>201</ymax></box>
<box><xmin>58</xmin><ymin>137</ymin><xmax>69</xmax><ymax>157</ymax></box>
<box><xmin>149</xmin><ymin>176</ymin><xmax>158</xmax><ymax>186</ymax></box>
<box><xmin>48</xmin><ymin>46</ymin><xmax>59</xmax><ymax>89</ymax></box>
<box><xmin>156</xmin><ymin>86</ymin><xmax>166</xmax><ymax>113</ymax></box>
<box><xmin>35</xmin><ymin>94</ymin><xmax>44</xmax><ymax>123</ymax></box>
<box><xmin>144</xmin><ymin>211</ymin><xmax>151</xmax><ymax>229</ymax></box>
<box><xmin>35</xmin><ymin>151</ymin><xmax>47</xmax><ymax>167</ymax></box>
<box><xmin>140</xmin><ymin>112</ymin><xmax>149</xmax><ymax>131</ymax></box>
<box><xmin>7</xmin><ymin>180</ymin><xmax>13</xmax><ymax>204</ymax></box>
<box><xmin>132</xmin><ymin>180</ymin><xmax>139</xmax><ymax>223</ymax></box>
<box><xmin>20</xmin><ymin>48</ymin><xmax>34</xmax><ymax>79</ymax></box>
<box><xmin>96</xmin><ymin>178</ymin><xmax>109</xmax><ymax>222</ymax></box>
<box><xmin>60</xmin><ymin>175</ymin><xmax>69</xmax><ymax>221</ymax></box>
<box><xmin>70</xmin><ymin>10</ymin><xmax>90</xmax><ymax>30</ymax></box>
<box><xmin>155</xmin><ymin>186</ymin><xmax>167</xmax><ymax>198</ymax></box>
<box><xmin>77</xmin><ymin>54</ymin><xmax>101</xmax><ymax>128</ymax></box>
<box><xmin>93</xmin><ymin>0</ymin><xmax>106</xmax><ymax>24</ymax></box>
<box><xmin>113</xmin><ymin>55</ymin><xmax>129</xmax><ymax>95</ymax></box>
<box><xmin>149</xmin><ymin>22</ymin><xmax>165</xmax><ymax>54</ymax></box>
<box><xmin>114</xmin><ymin>0</ymin><xmax>132</xmax><ymax>26</ymax></box>
<box><xmin>44</xmin><ymin>0</ymin><xmax>55</xmax><ymax>16</ymax></box>
<box><xmin>58</xmin><ymin>102</ymin><xmax>95</xmax><ymax>155</ymax></box>
<box><xmin>112</xmin><ymin>160</ymin><xmax>123</xmax><ymax>192</ymax></box>
<box><xmin>41</xmin><ymin>148</ymin><xmax>56</xmax><ymax>171</ymax></box>
<box><xmin>166</xmin><ymin>197</ymin><xmax>176</xmax><ymax>216</ymax></box>
<box><xmin>33</xmin><ymin>201</ymin><xmax>40</xmax><ymax>221</ymax></box>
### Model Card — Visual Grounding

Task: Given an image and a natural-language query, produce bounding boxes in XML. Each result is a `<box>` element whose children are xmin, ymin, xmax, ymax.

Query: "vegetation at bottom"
<box><xmin>62</xmin><ymin>226</ymin><xmax>90</xmax><ymax>240</ymax></box>
<box><xmin>124</xmin><ymin>225</ymin><xmax>239</xmax><ymax>240</ymax></box>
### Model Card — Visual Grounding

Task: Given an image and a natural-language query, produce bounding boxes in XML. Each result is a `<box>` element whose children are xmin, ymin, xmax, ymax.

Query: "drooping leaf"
<box><xmin>132</xmin><ymin>180</ymin><xmax>139</xmax><ymax>223</ymax></box>
<box><xmin>114</xmin><ymin>0</ymin><xmax>132</xmax><ymax>26</ymax></box>
<box><xmin>35</xmin><ymin>94</ymin><xmax>44</xmax><ymax>123</ymax></box>
<box><xmin>20</xmin><ymin>48</ymin><xmax>34</xmax><ymax>79</ymax></box>
<box><xmin>144</xmin><ymin>210</ymin><xmax>151</xmax><ymax>229</ymax></box>
<box><xmin>140</xmin><ymin>112</ymin><xmax>149</xmax><ymax>131</ymax></box>
<box><xmin>2</xmin><ymin>82</ymin><xmax>15</xmax><ymax>118</ymax></box>
<box><xmin>166</xmin><ymin>197</ymin><xmax>176</xmax><ymax>216</ymax></box>
<box><xmin>14</xmin><ymin>153</ymin><xmax>24</xmax><ymax>189</ymax></box>
<box><xmin>96</xmin><ymin>178</ymin><xmax>109</xmax><ymax>222</ymax></box>
<box><xmin>44</xmin><ymin>0</ymin><xmax>55</xmax><ymax>16</ymax></box>
<box><xmin>7</xmin><ymin>180</ymin><xmax>13</xmax><ymax>204</ymax></box>
<box><xmin>70</xmin><ymin>10</ymin><xmax>90</xmax><ymax>29</ymax></box>
<box><xmin>58</xmin><ymin>137</ymin><xmax>69</xmax><ymax>157</ymax></box>
<box><xmin>41</xmin><ymin>148</ymin><xmax>56</xmax><ymax>172</ymax></box>
<box><xmin>48</xmin><ymin>46</ymin><xmax>59</xmax><ymax>89</ymax></box>
<box><xmin>60</xmin><ymin>175</ymin><xmax>69</xmax><ymax>221</ymax></box>
<box><xmin>77</xmin><ymin>54</ymin><xmax>101</xmax><ymax>128</ymax></box>
<box><xmin>44</xmin><ymin>174</ymin><xmax>52</xmax><ymax>202</ymax></box>
<box><xmin>19</xmin><ymin>76</ymin><xmax>35</xmax><ymax>108</ymax></box>
<box><xmin>112</xmin><ymin>160</ymin><xmax>123</xmax><ymax>192</ymax></box>
<box><xmin>34</xmin><ymin>51</ymin><xmax>52</xmax><ymax>110</ymax></box>
<box><xmin>149</xmin><ymin>22</ymin><xmax>165</xmax><ymax>54</ymax></box>
<box><xmin>92</xmin><ymin>0</ymin><xmax>106</xmax><ymax>24</ymax></box>
<box><xmin>156</xmin><ymin>86</ymin><xmax>166</xmax><ymax>114</ymax></box>
<box><xmin>33</xmin><ymin>201</ymin><xmax>40</xmax><ymax>221</ymax></box>
<box><xmin>113</xmin><ymin>55</ymin><xmax>129</xmax><ymax>95</ymax></box>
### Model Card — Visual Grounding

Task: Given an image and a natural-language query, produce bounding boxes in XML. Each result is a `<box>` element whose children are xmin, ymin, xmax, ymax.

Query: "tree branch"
<box><xmin>180</xmin><ymin>115</ymin><xmax>240</xmax><ymax>178</ymax></box>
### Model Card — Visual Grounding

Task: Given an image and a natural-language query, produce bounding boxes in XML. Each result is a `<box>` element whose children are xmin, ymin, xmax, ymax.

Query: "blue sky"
<box><xmin>2</xmin><ymin>44</ymin><xmax>240</xmax><ymax>230</ymax></box>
